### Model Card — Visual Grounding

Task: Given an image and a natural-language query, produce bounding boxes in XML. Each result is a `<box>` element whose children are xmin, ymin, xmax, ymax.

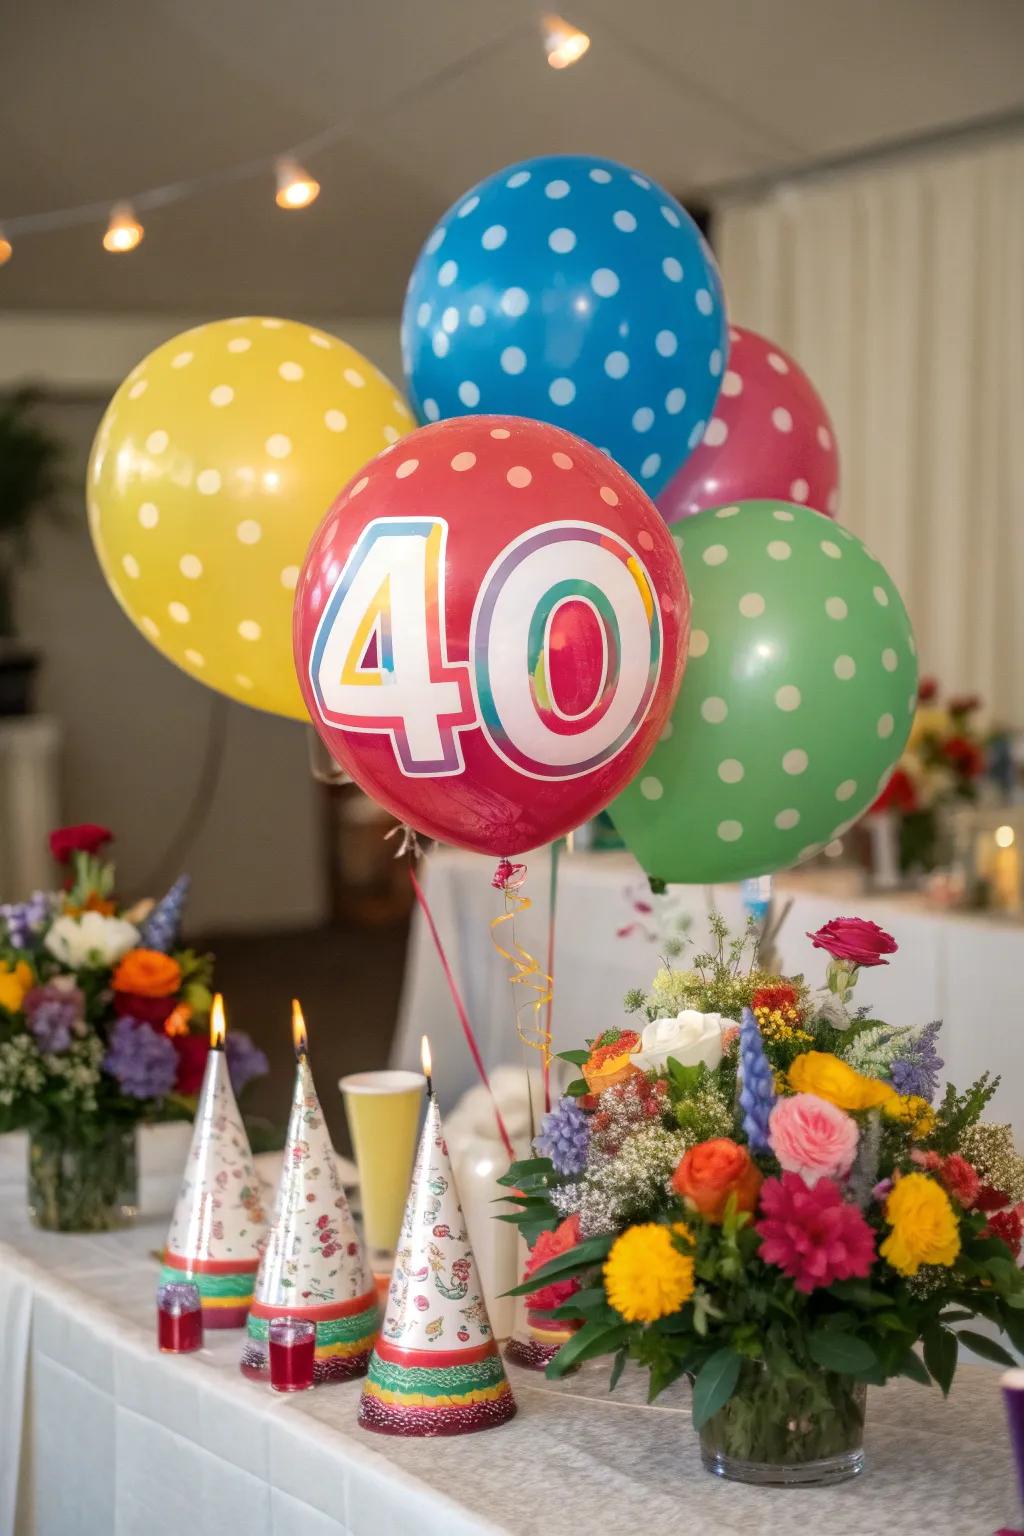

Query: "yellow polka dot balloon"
<box><xmin>87</xmin><ymin>317</ymin><xmax>414</xmax><ymax>719</ymax></box>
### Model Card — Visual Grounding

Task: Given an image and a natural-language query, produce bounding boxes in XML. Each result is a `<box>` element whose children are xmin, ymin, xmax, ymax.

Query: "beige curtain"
<box><xmin>715</xmin><ymin>135</ymin><xmax>1024</xmax><ymax>724</ymax></box>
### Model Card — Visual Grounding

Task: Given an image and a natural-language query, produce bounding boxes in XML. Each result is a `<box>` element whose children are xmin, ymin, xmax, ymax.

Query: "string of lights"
<box><xmin>0</xmin><ymin>12</ymin><xmax>590</xmax><ymax>268</ymax></box>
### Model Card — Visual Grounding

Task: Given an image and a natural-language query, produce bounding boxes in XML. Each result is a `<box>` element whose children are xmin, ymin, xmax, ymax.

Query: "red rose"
<box><xmin>173</xmin><ymin>1033</ymin><xmax>210</xmax><ymax>1095</ymax></box>
<box><xmin>871</xmin><ymin>768</ymin><xmax>918</xmax><ymax>815</ymax></box>
<box><xmin>918</xmin><ymin>678</ymin><xmax>939</xmax><ymax>703</ymax></box>
<box><xmin>525</xmin><ymin>1213</ymin><xmax>582</xmax><ymax>1312</ymax></box>
<box><xmin>942</xmin><ymin>735</ymin><xmax>985</xmax><ymax>779</ymax></box>
<box><xmin>49</xmin><ymin>824</ymin><xmax>113</xmax><ymax>865</ymax></box>
<box><xmin>807</xmin><ymin>917</ymin><xmax>898</xmax><ymax>968</ymax></box>
<box><xmin>114</xmin><ymin>992</ymin><xmax>178</xmax><ymax>1026</ymax></box>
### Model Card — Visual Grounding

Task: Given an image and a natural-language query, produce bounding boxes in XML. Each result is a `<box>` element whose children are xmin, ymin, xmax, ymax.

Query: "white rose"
<box><xmin>633</xmin><ymin>1009</ymin><xmax>724</xmax><ymax>1074</ymax></box>
<box><xmin>45</xmin><ymin>912</ymin><xmax>140</xmax><ymax>970</ymax></box>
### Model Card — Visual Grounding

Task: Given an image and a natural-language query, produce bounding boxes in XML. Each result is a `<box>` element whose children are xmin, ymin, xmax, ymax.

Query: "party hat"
<box><xmin>359</xmin><ymin>1095</ymin><xmax>516</xmax><ymax>1436</ymax></box>
<box><xmin>161</xmin><ymin>1027</ymin><xmax>267</xmax><ymax>1328</ymax></box>
<box><xmin>241</xmin><ymin>1051</ymin><xmax>378</xmax><ymax>1383</ymax></box>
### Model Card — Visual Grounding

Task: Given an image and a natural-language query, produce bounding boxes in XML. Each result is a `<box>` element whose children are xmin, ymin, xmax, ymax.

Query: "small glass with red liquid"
<box><xmin>268</xmin><ymin>1316</ymin><xmax>316</xmax><ymax>1392</ymax></box>
<box><xmin>157</xmin><ymin>1281</ymin><xmax>203</xmax><ymax>1354</ymax></box>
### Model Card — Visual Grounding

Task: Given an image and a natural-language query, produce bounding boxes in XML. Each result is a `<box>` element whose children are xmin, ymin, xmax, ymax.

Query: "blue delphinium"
<box><xmin>535</xmin><ymin>1097</ymin><xmax>591</xmax><ymax>1176</ymax></box>
<box><xmin>139</xmin><ymin>875</ymin><xmax>191</xmax><ymax>953</ymax></box>
<box><xmin>225</xmin><ymin>1030</ymin><xmax>269</xmax><ymax>1095</ymax></box>
<box><xmin>103</xmin><ymin>1017</ymin><xmax>178</xmax><ymax>1100</ymax></box>
<box><xmin>889</xmin><ymin>1020</ymin><xmax>943</xmax><ymax>1103</ymax></box>
<box><xmin>738</xmin><ymin>1006</ymin><xmax>775</xmax><ymax>1154</ymax></box>
<box><xmin>0</xmin><ymin>891</ymin><xmax>54</xmax><ymax>949</ymax></box>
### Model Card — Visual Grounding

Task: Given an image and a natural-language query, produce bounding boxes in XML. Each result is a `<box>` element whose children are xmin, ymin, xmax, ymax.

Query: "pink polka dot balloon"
<box><xmin>657</xmin><ymin>326</ymin><xmax>840</xmax><ymax>524</ymax></box>
<box><xmin>294</xmin><ymin>416</ymin><xmax>689</xmax><ymax>855</ymax></box>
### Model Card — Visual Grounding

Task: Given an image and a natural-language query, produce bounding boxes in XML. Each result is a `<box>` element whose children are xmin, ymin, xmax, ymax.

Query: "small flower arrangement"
<box><xmin>0</xmin><ymin>825</ymin><xmax>267</xmax><ymax>1228</ymax></box>
<box><xmin>504</xmin><ymin>915</ymin><xmax>1024</xmax><ymax>1484</ymax></box>
<box><xmin>869</xmin><ymin>680</ymin><xmax>987</xmax><ymax>873</ymax></box>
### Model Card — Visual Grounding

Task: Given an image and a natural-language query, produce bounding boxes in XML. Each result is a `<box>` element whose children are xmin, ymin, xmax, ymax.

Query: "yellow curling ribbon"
<box><xmin>490</xmin><ymin>859</ymin><xmax>553</xmax><ymax>1065</ymax></box>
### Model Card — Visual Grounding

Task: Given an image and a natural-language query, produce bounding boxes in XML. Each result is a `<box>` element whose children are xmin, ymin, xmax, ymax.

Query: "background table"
<box><xmin>1</xmin><ymin>1129</ymin><xmax>1019</xmax><ymax>1536</ymax></box>
<box><xmin>393</xmin><ymin>848</ymin><xmax>1024</xmax><ymax>1136</ymax></box>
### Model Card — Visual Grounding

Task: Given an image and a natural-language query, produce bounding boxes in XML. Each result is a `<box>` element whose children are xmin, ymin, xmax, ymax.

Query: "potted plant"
<box><xmin>0</xmin><ymin>389</ymin><xmax>65</xmax><ymax>715</ymax></box>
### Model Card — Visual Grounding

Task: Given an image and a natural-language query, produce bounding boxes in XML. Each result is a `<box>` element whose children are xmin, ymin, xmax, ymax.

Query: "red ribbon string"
<box><xmin>408</xmin><ymin>860</ymin><xmax>516</xmax><ymax>1162</ymax></box>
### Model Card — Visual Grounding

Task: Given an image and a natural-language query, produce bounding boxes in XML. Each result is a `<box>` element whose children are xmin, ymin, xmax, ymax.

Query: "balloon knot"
<box><xmin>492</xmin><ymin>858</ymin><xmax>527</xmax><ymax>891</ymax></box>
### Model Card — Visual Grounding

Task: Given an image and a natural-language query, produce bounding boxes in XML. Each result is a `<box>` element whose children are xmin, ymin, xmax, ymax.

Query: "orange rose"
<box><xmin>672</xmin><ymin>1137</ymin><xmax>763</xmax><ymax>1224</ymax></box>
<box><xmin>112</xmin><ymin>948</ymin><xmax>182</xmax><ymax>998</ymax></box>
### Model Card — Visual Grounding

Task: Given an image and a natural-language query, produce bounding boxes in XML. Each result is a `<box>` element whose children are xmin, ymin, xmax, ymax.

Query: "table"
<box><xmin>1</xmin><ymin>1131</ymin><xmax>1019</xmax><ymax>1536</ymax></box>
<box><xmin>394</xmin><ymin>848</ymin><xmax>1024</xmax><ymax>1136</ymax></box>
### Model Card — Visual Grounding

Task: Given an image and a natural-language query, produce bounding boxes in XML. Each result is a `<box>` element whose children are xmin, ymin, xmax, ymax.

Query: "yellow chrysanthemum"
<box><xmin>788</xmin><ymin>1051</ymin><xmax>898</xmax><ymax>1114</ymax></box>
<box><xmin>604</xmin><ymin>1223</ymin><xmax>695</xmax><ymax>1324</ymax></box>
<box><xmin>880</xmin><ymin>1172</ymin><xmax>961</xmax><ymax>1276</ymax></box>
<box><xmin>0</xmin><ymin>960</ymin><xmax>33</xmax><ymax>1013</ymax></box>
<box><xmin>884</xmin><ymin>1094</ymin><xmax>937</xmax><ymax>1140</ymax></box>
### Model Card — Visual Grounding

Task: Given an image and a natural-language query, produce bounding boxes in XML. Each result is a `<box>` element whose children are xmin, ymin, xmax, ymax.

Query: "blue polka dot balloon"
<box><xmin>401</xmin><ymin>154</ymin><xmax>728</xmax><ymax>498</ymax></box>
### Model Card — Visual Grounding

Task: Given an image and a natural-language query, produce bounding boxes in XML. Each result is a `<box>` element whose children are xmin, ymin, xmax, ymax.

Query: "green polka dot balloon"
<box><xmin>609</xmin><ymin>500</ymin><xmax>918</xmax><ymax>884</ymax></box>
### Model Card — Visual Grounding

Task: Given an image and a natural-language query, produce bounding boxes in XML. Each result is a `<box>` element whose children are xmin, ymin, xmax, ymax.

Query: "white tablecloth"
<box><xmin>394</xmin><ymin>848</ymin><xmax>1024</xmax><ymax>1136</ymax></box>
<box><xmin>0</xmin><ymin>1128</ymin><xmax>1020</xmax><ymax>1535</ymax></box>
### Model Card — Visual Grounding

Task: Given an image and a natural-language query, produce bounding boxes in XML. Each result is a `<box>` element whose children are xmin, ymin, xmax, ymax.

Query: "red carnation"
<box><xmin>525</xmin><ymin>1213</ymin><xmax>582</xmax><ymax>1312</ymax></box>
<box><xmin>49</xmin><ymin>824</ymin><xmax>113</xmax><ymax>865</ymax></box>
<box><xmin>755</xmin><ymin>1173</ymin><xmax>876</xmax><ymax>1293</ymax></box>
<box><xmin>939</xmin><ymin>1154</ymin><xmax>981</xmax><ymax>1210</ymax></box>
<box><xmin>918</xmin><ymin>678</ymin><xmax>939</xmax><ymax>702</ymax></box>
<box><xmin>942</xmin><ymin>736</ymin><xmax>985</xmax><ymax>779</ymax></box>
<box><xmin>807</xmin><ymin>917</ymin><xmax>898</xmax><ymax>968</ymax></box>
<box><xmin>173</xmin><ymin>1033</ymin><xmax>210</xmax><ymax>1096</ymax></box>
<box><xmin>114</xmin><ymin>992</ymin><xmax>178</xmax><ymax>1027</ymax></box>
<box><xmin>975</xmin><ymin>1183</ymin><xmax>1012</xmax><ymax>1213</ymax></box>
<box><xmin>983</xmin><ymin>1206</ymin><xmax>1024</xmax><ymax>1260</ymax></box>
<box><xmin>871</xmin><ymin>768</ymin><xmax>918</xmax><ymax>815</ymax></box>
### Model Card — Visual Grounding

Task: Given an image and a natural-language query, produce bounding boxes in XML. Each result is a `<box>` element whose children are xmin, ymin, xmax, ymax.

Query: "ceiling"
<box><xmin>2</xmin><ymin>0</ymin><xmax>1023</xmax><ymax>317</ymax></box>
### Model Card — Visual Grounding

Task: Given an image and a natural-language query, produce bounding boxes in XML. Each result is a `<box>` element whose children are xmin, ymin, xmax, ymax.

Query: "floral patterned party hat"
<box><xmin>359</xmin><ymin>1094</ymin><xmax>517</xmax><ymax>1435</ymax></box>
<box><xmin>241</xmin><ymin>1040</ymin><xmax>378</xmax><ymax>1384</ymax></box>
<box><xmin>161</xmin><ymin>998</ymin><xmax>267</xmax><ymax>1328</ymax></box>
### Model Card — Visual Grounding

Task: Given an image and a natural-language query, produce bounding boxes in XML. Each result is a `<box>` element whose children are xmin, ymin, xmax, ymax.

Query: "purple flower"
<box><xmin>225</xmin><ymin>1029</ymin><xmax>269</xmax><ymax>1094</ymax></box>
<box><xmin>889</xmin><ymin>1020</ymin><xmax>943</xmax><ymax>1103</ymax></box>
<box><xmin>535</xmin><ymin>1097</ymin><xmax>591</xmax><ymax>1176</ymax></box>
<box><xmin>0</xmin><ymin>891</ymin><xmax>54</xmax><ymax>949</ymax></box>
<box><xmin>24</xmin><ymin>979</ymin><xmax>85</xmax><ymax>1054</ymax></box>
<box><xmin>739</xmin><ymin>1006</ymin><xmax>775</xmax><ymax>1154</ymax></box>
<box><xmin>139</xmin><ymin>875</ymin><xmax>190</xmax><ymax>953</ymax></box>
<box><xmin>103</xmin><ymin>1017</ymin><xmax>177</xmax><ymax>1100</ymax></box>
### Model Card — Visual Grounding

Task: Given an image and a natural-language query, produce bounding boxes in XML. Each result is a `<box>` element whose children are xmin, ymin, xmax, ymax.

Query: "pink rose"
<box><xmin>769</xmin><ymin>1093</ymin><xmax>859</xmax><ymax>1186</ymax></box>
<box><xmin>807</xmin><ymin>917</ymin><xmax>898</xmax><ymax>968</ymax></box>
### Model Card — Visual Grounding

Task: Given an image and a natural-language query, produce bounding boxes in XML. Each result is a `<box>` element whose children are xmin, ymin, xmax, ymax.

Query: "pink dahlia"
<box><xmin>756</xmin><ymin>1172</ymin><xmax>876</xmax><ymax>1293</ymax></box>
<box><xmin>769</xmin><ymin>1093</ymin><xmax>859</xmax><ymax>1187</ymax></box>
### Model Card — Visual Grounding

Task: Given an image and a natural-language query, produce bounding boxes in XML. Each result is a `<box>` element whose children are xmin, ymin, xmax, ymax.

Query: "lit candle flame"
<box><xmin>275</xmin><ymin>157</ymin><xmax>320</xmax><ymax>210</ymax></box>
<box><xmin>420</xmin><ymin>1033</ymin><xmax>432</xmax><ymax>1086</ymax></box>
<box><xmin>542</xmin><ymin>13</ymin><xmax>591</xmax><ymax>69</ymax></box>
<box><xmin>292</xmin><ymin>998</ymin><xmax>308</xmax><ymax>1058</ymax></box>
<box><xmin>210</xmin><ymin>992</ymin><xmax>226</xmax><ymax>1049</ymax></box>
<box><xmin>102</xmin><ymin>202</ymin><xmax>144</xmax><ymax>253</ymax></box>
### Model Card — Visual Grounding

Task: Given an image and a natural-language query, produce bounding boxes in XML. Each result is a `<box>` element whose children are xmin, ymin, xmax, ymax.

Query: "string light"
<box><xmin>275</xmin><ymin>157</ymin><xmax>320</xmax><ymax>210</ymax></box>
<box><xmin>102</xmin><ymin>202</ymin><xmax>144</xmax><ymax>253</ymax></box>
<box><xmin>0</xmin><ymin>231</ymin><xmax>11</xmax><ymax>266</ymax></box>
<box><xmin>542</xmin><ymin>13</ymin><xmax>591</xmax><ymax>69</ymax></box>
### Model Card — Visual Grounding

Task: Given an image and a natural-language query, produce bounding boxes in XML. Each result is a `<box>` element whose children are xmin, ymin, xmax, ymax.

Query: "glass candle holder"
<box><xmin>157</xmin><ymin>1281</ymin><xmax>203</xmax><ymax>1353</ymax></box>
<box><xmin>268</xmin><ymin>1316</ymin><xmax>316</xmax><ymax>1392</ymax></box>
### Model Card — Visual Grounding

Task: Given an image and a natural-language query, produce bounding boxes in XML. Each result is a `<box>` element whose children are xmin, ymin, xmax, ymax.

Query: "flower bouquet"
<box><xmin>0</xmin><ymin>824</ymin><xmax>267</xmax><ymax>1230</ymax></box>
<box><xmin>504</xmin><ymin>914</ymin><xmax>1024</xmax><ymax>1485</ymax></box>
<box><xmin>868</xmin><ymin>679</ymin><xmax>986</xmax><ymax>875</ymax></box>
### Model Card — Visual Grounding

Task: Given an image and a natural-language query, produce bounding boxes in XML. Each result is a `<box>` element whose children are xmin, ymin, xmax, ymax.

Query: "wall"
<box><xmin>2</xmin><ymin>312</ymin><xmax>402</xmax><ymax>931</ymax></box>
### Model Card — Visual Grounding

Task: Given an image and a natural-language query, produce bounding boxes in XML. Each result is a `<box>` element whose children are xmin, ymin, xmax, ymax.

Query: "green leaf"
<box><xmin>556</xmin><ymin>1049</ymin><xmax>591</xmax><ymax>1067</ymax></box>
<box><xmin>550</xmin><ymin>1286</ymin><xmax>610</xmax><ymax>1319</ymax></box>
<box><xmin>564</xmin><ymin>1077</ymin><xmax>588</xmax><ymax>1098</ymax></box>
<box><xmin>608</xmin><ymin>1347</ymin><xmax>627</xmax><ymax>1393</ymax></box>
<box><xmin>922</xmin><ymin>1324</ymin><xmax>958</xmax><ymax>1395</ymax></box>
<box><xmin>545</xmin><ymin>1319</ymin><xmax>628</xmax><ymax>1378</ymax></box>
<box><xmin>955</xmin><ymin>1329</ymin><xmax>1018</xmax><ymax>1368</ymax></box>
<box><xmin>896</xmin><ymin>1347</ymin><xmax>932</xmax><ymax>1387</ymax></box>
<box><xmin>827</xmin><ymin>1280</ymin><xmax>895</xmax><ymax>1309</ymax></box>
<box><xmin>691</xmin><ymin>1348</ymin><xmax>742</xmax><ymax>1430</ymax></box>
<box><xmin>1000</xmin><ymin>1307</ymin><xmax>1024</xmax><ymax>1355</ymax></box>
<box><xmin>806</xmin><ymin>1330</ymin><xmax>879</xmax><ymax>1375</ymax></box>
<box><xmin>496</xmin><ymin>1158</ymin><xmax>552</xmax><ymax>1188</ymax></box>
<box><xmin>504</xmin><ymin>1233</ymin><xmax>615</xmax><ymax>1296</ymax></box>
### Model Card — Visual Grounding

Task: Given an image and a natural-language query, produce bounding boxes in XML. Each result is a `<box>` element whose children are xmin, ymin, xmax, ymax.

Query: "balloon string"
<box><xmin>542</xmin><ymin>840</ymin><xmax>562</xmax><ymax>1113</ymax></box>
<box><xmin>491</xmin><ymin>860</ymin><xmax>554</xmax><ymax>1068</ymax></box>
<box><xmin>408</xmin><ymin>859</ymin><xmax>515</xmax><ymax>1162</ymax></box>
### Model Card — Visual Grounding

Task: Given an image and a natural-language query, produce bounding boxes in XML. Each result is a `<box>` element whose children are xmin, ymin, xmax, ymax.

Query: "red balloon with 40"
<box><xmin>293</xmin><ymin>416</ymin><xmax>689</xmax><ymax>855</ymax></box>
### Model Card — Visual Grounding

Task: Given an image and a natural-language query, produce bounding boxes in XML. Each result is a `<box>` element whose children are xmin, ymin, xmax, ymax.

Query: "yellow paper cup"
<box><xmin>340</xmin><ymin>1069</ymin><xmax>425</xmax><ymax>1266</ymax></box>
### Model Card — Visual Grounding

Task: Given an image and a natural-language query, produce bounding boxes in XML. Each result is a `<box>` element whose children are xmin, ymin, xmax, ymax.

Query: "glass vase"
<box><xmin>698</xmin><ymin>1360</ymin><xmax>867</xmax><ymax>1486</ymax></box>
<box><xmin>28</xmin><ymin>1122</ymin><xmax>139</xmax><ymax>1232</ymax></box>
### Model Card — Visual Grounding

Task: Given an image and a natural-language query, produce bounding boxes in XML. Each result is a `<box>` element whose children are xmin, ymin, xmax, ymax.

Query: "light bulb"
<box><xmin>542</xmin><ymin>13</ymin><xmax>591</xmax><ymax>69</ymax></box>
<box><xmin>103</xmin><ymin>202</ymin><xmax>144</xmax><ymax>253</ymax></box>
<box><xmin>0</xmin><ymin>232</ymin><xmax>11</xmax><ymax>267</ymax></box>
<box><xmin>275</xmin><ymin>158</ymin><xmax>320</xmax><ymax>210</ymax></box>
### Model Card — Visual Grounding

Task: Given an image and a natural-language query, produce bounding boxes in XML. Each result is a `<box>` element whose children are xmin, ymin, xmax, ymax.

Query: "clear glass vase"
<box><xmin>698</xmin><ymin>1360</ymin><xmax>867</xmax><ymax>1486</ymax></box>
<box><xmin>28</xmin><ymin>1122</ymin><xmax>138</xmax><ymax>1232</ymax></box>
